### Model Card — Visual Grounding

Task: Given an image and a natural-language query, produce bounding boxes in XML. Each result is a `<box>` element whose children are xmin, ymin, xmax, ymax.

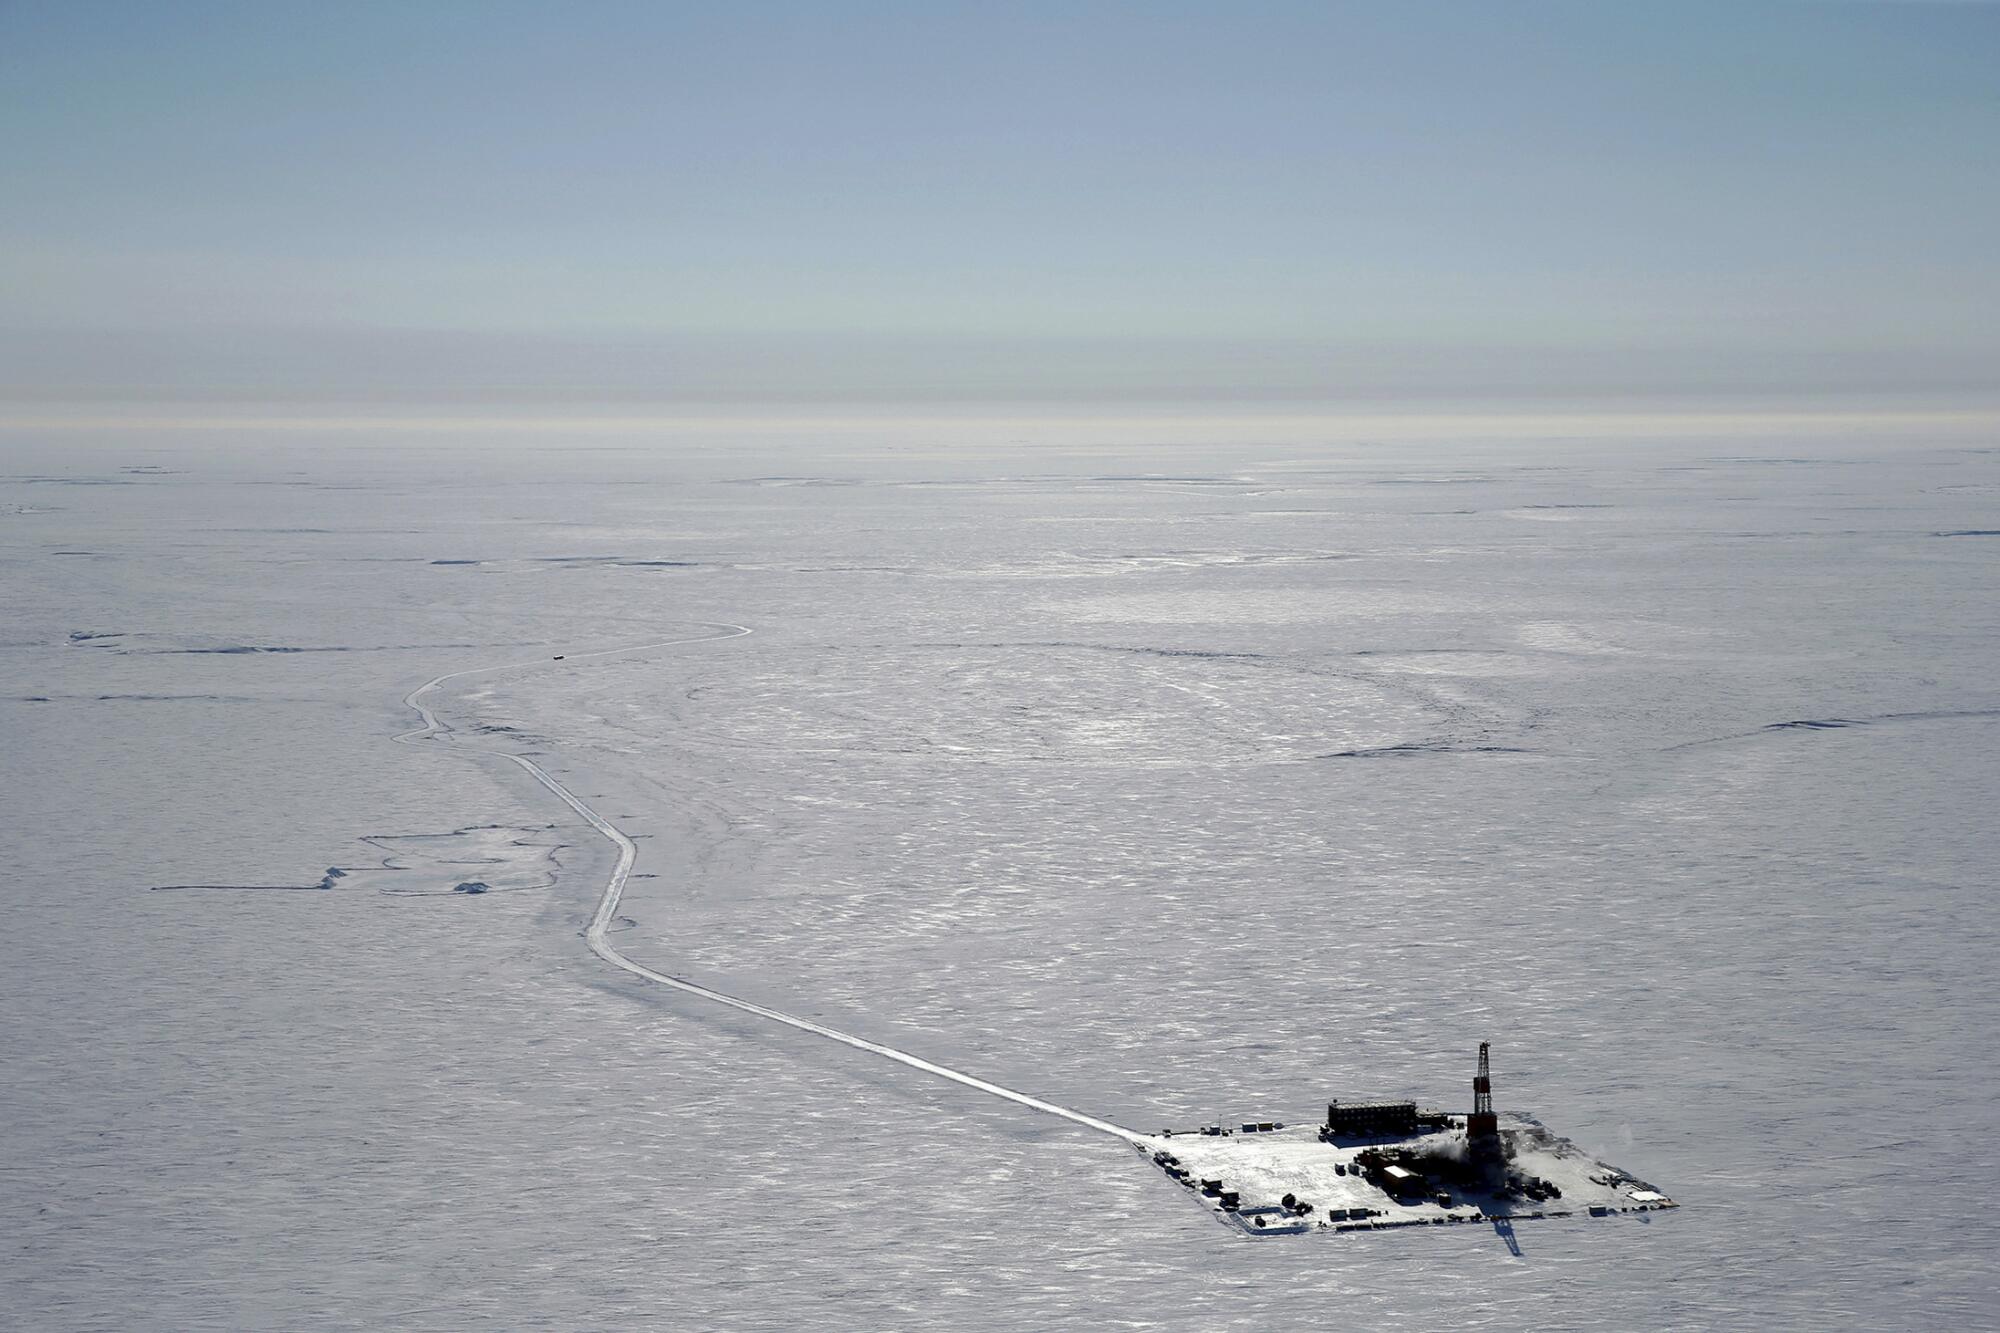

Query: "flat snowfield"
<box><xmin>4</xmin><ymin>420</ymin><xmax>1998</xmax><ymax>1328</ymax></box>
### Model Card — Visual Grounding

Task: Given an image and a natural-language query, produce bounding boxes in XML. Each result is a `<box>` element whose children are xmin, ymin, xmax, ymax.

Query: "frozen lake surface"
<box><xmin>4</xmin><ymin>418</ymin><xmax>1998</xmax><ymax>1328</ymax></box>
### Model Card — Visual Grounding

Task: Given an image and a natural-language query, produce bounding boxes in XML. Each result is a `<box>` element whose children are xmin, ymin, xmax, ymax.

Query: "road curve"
<box><xmin>396</xmin><ymin>625</ymin><xmax>1146</xmax><ymax>1144</ymax></box>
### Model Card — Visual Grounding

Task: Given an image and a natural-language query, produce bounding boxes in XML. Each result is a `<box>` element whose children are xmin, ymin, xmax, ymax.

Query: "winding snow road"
<box><xmin>396</xmin><ymin>625</ymin><xmax>1145</xmax><ymax>1144</ymax></box>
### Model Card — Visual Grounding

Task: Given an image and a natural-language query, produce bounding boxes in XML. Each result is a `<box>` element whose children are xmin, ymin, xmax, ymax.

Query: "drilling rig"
<box><xmin>1467</xmin><ymin>1041</ymin><xmax>1505</xmax><ymax>1170</ymax></box>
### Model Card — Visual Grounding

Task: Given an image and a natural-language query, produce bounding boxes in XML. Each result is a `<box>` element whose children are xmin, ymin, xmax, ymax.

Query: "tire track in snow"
<box><xmin>396</xmin><ymin>624</ymin><xmax>1145</xmax><ymax>1144</ymax></box>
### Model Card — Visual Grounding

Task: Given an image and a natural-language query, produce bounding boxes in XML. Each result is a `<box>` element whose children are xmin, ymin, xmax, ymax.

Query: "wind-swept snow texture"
<box><xmin>4</xmin><ymin>425</ymin><xmax>1999</xmax><ymax>1328</ymax></box>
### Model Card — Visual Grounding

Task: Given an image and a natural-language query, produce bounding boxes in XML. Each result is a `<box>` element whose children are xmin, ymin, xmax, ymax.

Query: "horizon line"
<box><xmin>6</xmin><ymin>402</ymin><xmax>1999</xmax><ymax>441</ymax></box>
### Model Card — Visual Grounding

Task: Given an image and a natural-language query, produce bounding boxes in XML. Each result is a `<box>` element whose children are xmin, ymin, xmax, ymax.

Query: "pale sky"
<box><xmin>3</xmin><ymin>0</ymin><xmax>1996</xmax><ymax>405</ymax></box>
